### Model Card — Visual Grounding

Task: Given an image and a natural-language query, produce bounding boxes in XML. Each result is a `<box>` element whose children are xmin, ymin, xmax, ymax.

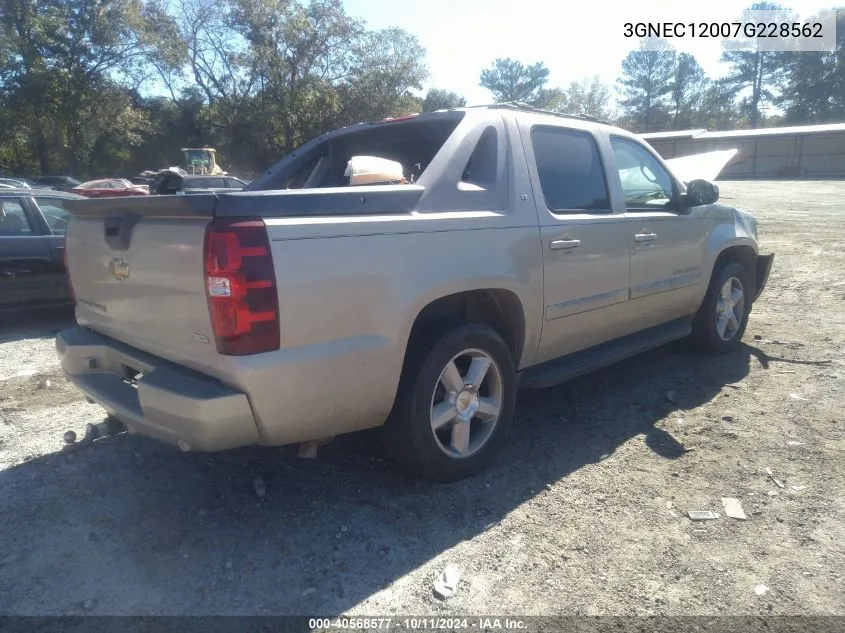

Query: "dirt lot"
<box><xmin>0</xmin><ymin>181</ymin><xmax>842</xmax><ymax>617</ymax></box>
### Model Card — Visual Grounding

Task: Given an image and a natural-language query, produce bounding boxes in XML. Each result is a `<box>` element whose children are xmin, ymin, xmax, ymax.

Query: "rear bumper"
<box><xmin>754</xmin><ymin>253</ymin><xmax>775</xmax><ymax>301</ymax></box>
<box><xmin>56</xmin><ymin>326</ymin><xmax>260</xmax><ymax>452</ymax></box>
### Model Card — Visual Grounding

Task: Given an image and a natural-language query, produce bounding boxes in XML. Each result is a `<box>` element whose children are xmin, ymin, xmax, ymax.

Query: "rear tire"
<box><xmin>382</xmin><ymin>323</ymin><xmax>517</xmax><ymax>482</ymax></box>
<box><xmin>692</xmin><ymin>261</ymin><xmax>753</xmax><ymax>354</ymax></box>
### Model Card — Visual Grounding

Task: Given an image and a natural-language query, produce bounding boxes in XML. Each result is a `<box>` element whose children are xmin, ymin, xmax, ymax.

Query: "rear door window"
<box><xmin>0</xmin><ymin>199</ymin><xmax>35</xmax><ymax>235</ymax></box>
<box><xmin>34</xmin><ymin>198</ymin><xmax>71</xmax><ymax>235</ymax></box>
<box><xmin>530</xmin><ymin>126</ymin><xmax>610</xmax><ymax>213</ymax></box>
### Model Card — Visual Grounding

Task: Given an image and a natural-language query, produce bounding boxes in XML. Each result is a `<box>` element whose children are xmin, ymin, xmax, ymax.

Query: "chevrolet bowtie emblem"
<box><xmin>109</xmin><ymin>257</ymin><xmax>130</xmax><ymax>281</ymax></box>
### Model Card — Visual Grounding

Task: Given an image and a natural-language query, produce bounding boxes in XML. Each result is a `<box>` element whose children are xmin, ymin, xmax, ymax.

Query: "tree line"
<box><xmin>0</xmin><ymin>0</ymin><xmax>842</xmax><ymax>180</ymax></box>
<box><xmin>615</xmin><ymin>3</ymin><xmax>845</xmax><ymax>131</ymax></box>
<box><xmin>478</xmin><ymin>3</ymin><xmax>845</xmax><ymax>132</ymax></box>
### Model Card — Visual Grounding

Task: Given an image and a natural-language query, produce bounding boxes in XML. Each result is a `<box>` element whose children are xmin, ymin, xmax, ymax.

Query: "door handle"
<box><xmin>550</xmin><ymin>239</ymin><xmax>581</xmax><ymax>250</ymax></box>
<box><xmin>634</xmin><ymin>232</ymin><xmax>657</xmax><ymax>242</ymax></box>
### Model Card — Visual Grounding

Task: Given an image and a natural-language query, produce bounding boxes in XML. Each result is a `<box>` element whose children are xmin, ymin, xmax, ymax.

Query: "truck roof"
<box><xmin>249</xmin><ymin>103</ymin><xmax>628</xmax><ymax>192</ymax></box>
<box><xmin>304</xmin><ymin>103</ymin><xmax>618</xmax><ymax>149</ymax></box>
<box><xmin>364</xmin><ymin>102</ymin><xmax>611</xmax><ymax>128</ymax></box>
<box><xmin>461</xmin><ymin>102</ymin><xmax>609</xmax><ymax>125</ymax></box>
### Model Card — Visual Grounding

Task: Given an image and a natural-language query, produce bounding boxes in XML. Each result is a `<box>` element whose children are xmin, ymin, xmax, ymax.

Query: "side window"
<box><xmin>610</xmin><ymin>136</ymin><xmax>675</xmax><ymax>210</ymax></box>
<box><xmin>530</xmin><ymin>126</ymin><xmax>610</xmax><ymax>213</ymax></box>
<box><xmin>160</xmin><ymin>178</ymin><xmax>181</xmax><ymax>194</ymax></box>
<box><xmin>35</xmin><ymin>198</ymin><xmax>71</xmax><ymax>235</ymax></box>
<box><xmin>0</xmin><ymin>199</ymin><xmax>35</xmax><ymax>235</ymax></box>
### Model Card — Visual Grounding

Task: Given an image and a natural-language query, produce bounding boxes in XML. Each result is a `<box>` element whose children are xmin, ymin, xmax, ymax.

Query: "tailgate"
<box><xmin>64</xmin><ymin>195</ymin><xmax>222</xmax><ymax>377</ymax></box>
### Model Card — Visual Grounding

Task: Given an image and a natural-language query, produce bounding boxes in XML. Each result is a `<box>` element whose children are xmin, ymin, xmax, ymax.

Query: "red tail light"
<box><xmin>63</xmin><ymin>239</ymin><xmax>76</xmax><ymax>304</ymax></box>
<box><xmin>203</xmin><ymin>218</ymin><xmax>280</xmax><ymax>355</ymax></box>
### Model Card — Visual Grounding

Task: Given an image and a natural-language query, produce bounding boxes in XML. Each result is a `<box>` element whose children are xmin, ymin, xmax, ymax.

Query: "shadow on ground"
<box><xmin>0</xmin><ymin>332</ymin><xmax>773</xmax><ymax>615</ymax></box>
<box><xmin>0</xmin><ymin>306</ymin><xmax>75</xmax><ymax>343</ymax></box>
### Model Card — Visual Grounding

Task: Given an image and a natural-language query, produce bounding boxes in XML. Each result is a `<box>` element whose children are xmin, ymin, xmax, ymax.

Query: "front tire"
<box><xmin>382</xmin><ymin>323</ymin><xmax>517</xmax><ymax>482</ymax></box>
<box><xmin>692</xmin><ymin>261</ymin><xmax>753</xmax><ymax>354</ymax></box>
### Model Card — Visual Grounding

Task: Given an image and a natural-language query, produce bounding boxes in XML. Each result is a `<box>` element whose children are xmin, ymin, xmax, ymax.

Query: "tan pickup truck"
<box><xmin>56</xmin><ymin>104</ymin><xmax>774</xmax><ymax>482</ymax></box>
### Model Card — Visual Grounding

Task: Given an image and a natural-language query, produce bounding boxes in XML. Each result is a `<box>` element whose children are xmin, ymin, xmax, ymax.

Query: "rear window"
<box><xmin>254</xmin><ymin>112</ymin><xmax>466</xmax><ymax>191</ymax></box>
<box><xmin>531</xmin><ymin>126</ymin><xmax>610</xmax><ymax>213</ymax></box>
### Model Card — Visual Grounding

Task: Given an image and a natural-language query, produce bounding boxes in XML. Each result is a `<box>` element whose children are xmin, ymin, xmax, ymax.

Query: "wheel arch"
<box><xmin>403</xmin><ymin>288</ymin><xmax>529</xmax><ymax>369</ymax></box>
<box><xmin>710</xmin><ymin>243</ymin><xmax>759</xmax><ymax>296</ymax></box>
<box><xmin>702</xmin><ymin>216</ymin><xmax>759</xmax><ymax>297</ymax></box>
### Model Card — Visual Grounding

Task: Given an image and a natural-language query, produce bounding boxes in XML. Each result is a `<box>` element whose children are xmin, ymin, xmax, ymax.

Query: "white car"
<box><xmin>0</xmin><ymin>178</ymin><xmax>32</xmax><ymax>189</ymax></box>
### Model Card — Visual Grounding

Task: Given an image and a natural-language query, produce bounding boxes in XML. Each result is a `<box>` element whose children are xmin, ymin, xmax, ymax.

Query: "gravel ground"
<box><xmin>0</xmin><ymin>181</ymin><xmax>843</xmax><ymax>617</ymax></box>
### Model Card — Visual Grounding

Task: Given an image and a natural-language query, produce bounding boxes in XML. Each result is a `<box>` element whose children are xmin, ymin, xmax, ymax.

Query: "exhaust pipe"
<box><xmin>298</xmin><ymin>436</ymin><xmax>335</xmax><ymax>459</ymax></box>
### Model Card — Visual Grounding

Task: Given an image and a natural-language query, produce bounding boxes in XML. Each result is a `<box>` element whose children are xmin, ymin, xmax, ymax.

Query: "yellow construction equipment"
<box><xmin>181</xmin><ymin>147</ymin><xmax>226</xmax><ymax>175</ymax></box>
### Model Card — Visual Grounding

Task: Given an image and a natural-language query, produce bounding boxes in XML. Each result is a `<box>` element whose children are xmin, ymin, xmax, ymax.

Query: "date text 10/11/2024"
<box><xmin>309</xmin><ymin>618</ymin><xmax>528</xmax><ymax>630</ymax></box>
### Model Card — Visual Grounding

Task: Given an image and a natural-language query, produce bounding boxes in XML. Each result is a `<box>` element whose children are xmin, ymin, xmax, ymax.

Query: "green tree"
<box><xmin>720</xmin><ymin>2</ymin><xmax>795</xmax><ymax>128</ymax></box>
<box><xmin>617</xmin><ymin>38</ymin><xmax>677</xmax><ymax>132</ymax></box>
<box><xmin>0</xmin><ymin>0</ymin><xmax>180</xmax><ymax>175</ymax></box>
<box><xmin>233</xmin><ymin>0</ymin><xmax>426</xmax><ymax>155</ymax></box>
<box><xmin>170</xmin><ymin>0</ymin><xmax>253</xmax><ymax>104</ymax></box>
<box><xmin>0</xmin><ymin>0</ymin><xmax>430</xmax><ymax>178</ymax></box>
<box><xmin>422</xmin><ymin>88</ymin><xmax>466</xmax><ymax>112</ymax></box>
<box><xmin>778</xmin><ymin>8</ymin><xmax>845</xmax><ymax>123</ymax></box>
<box><xmin>671</xmin><ymin>53</ymin><xmax>707</xmax><ymax>129</ymax></box>
<box><xmin>479</xmin><ymin>58</ymin><xmax>562</xmax><ymax>108</ymax></box>
<box><xmin>556</xmin><ymin>76</ymin><xmax>614</xmax><ymax>120</ymax></box>
<box><xmin>694</xmin><ymin>83</ymin><xmax>742</xmax><ymax>129</ymax></box>
<box><xmin>833</xmin><ymin>8</ymin><xmax>845</xmax><ymax>115</ymax></box>
<box><xmin>337</xmin><ymin>26</ymin><xmax>428</xmax><ymax>123</ymax></box>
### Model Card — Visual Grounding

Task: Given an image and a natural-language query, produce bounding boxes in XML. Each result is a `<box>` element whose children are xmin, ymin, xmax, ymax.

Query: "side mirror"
<box><xmin>684</xmin><ymin>179</ymin><xmax>719</xmax><ymax>207</ymax></box>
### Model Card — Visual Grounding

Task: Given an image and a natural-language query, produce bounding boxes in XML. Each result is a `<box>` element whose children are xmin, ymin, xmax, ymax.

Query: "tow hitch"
<box><xmin>62</xmin><ymin>417</ymin><xmax>126</xmax><ymax>452</ymax></box>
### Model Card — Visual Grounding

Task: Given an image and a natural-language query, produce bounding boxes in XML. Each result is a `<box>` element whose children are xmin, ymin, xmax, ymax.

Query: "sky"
<box><xmin>343</xmin><ymin>0</ymin><xmax>838</xmax><ymax>106</ymax></box>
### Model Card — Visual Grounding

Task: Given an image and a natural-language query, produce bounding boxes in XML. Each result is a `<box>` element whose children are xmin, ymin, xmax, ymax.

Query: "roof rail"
<box><xmin>466</xmin><ymin>102</ymin><xmax>608</xmax><ymax>125</ymax></box>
